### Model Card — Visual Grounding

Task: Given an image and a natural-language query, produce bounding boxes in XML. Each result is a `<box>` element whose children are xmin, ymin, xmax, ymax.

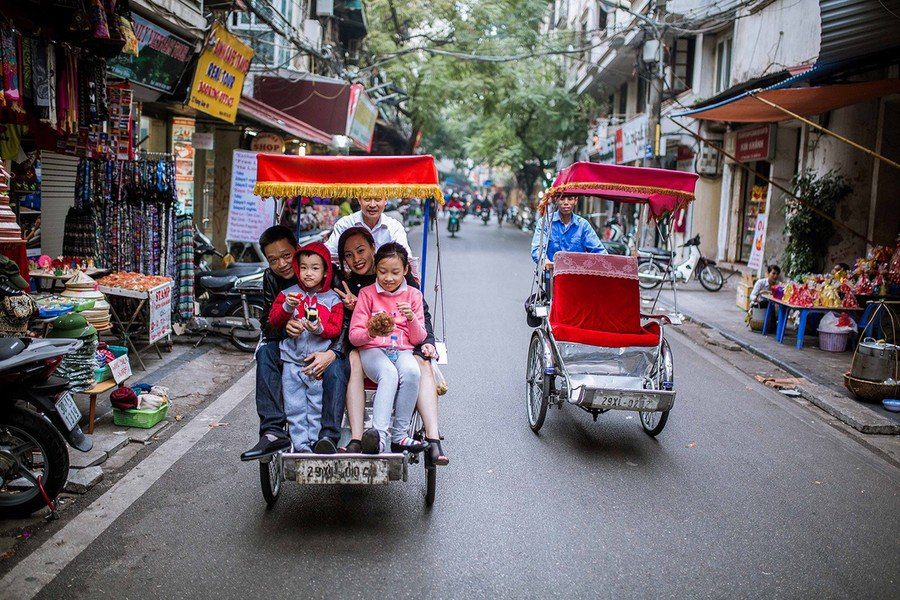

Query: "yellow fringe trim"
<box><xmin>254</xmin><ymin>182</ymin><xmax>445</xmax><ymax>205</ymax></box>
<box><xmin>538</xmin><ymin>181</ymin><xmax>694</xmax><ymax>214</ymax></box>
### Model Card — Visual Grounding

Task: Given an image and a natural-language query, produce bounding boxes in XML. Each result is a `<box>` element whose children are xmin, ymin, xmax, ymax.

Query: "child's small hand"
<box><xmin>396</xmin><ymin>301</ymin><xmax>415</xmax><ymax>321</ymax></box>
<box><xmin>284</xmin><ymin>293</ymin><xmax>301</xmax><ymax>308</ymax></box>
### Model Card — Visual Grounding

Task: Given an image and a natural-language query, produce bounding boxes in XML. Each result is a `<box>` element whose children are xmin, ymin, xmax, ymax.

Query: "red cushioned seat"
<box><xmin>549</xmin><ymin>252</ymin><xmax>661</xmax><ymax>348</ymax></box>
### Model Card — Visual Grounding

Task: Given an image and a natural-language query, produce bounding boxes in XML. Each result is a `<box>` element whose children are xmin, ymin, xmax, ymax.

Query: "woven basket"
<box><xmin>819</xmin><ymin>331</ymin><xmax>849</xmax><ymax>352</ymax></box>
<box><xmin>843</xmin><ymin>372</ymin><xmax>900</xmax><ymax>402</ymax></box>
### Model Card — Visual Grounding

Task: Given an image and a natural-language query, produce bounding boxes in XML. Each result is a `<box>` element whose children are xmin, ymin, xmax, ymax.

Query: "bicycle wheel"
<box><xmin>641</xmin><ymin>339</ymin><xmax>673</xmax><ymax>437</ymax></box>
<box><xmin>638</xmin><ymin>261</ymin><xmax>663</xmax><ymax>290</ymax></box>
<box><xmin>526</xmin><ymin>334</ymin><xmax>549</xmax><ymax>433</ymax></box>
<box><xmin>699</xmin><ymin>264</ymin><xmax>724</xmax><ymax>292</ymax></box>
<box><xmin>259</xmin><ymin>456</ymin><xmax>282</xmax><ymax>507</ymax></box>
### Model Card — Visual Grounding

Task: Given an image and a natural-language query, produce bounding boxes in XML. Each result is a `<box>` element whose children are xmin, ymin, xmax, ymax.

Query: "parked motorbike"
<box><xmin>189</xmin><ymin>227</ymin><xmax>266</xmax><ymax>352</ymax></box>
<box><xmin>0</xmin><ymin>337</ymin><xmax>92</xmax><ymax>517</ymax></box>
<box><xmin>637</xmin><ymin>234</ymin><xmax>725</xmax><ymax>292</ymax></box>
<box><xmin>602</xmin><ymin>217</ymin><xmax>635</xmax><ymax>256</ymax></box>
<box><xmin>447</xmin><ymin>207</ymin><xmax>461</xmax><ymax>238</ymax></box>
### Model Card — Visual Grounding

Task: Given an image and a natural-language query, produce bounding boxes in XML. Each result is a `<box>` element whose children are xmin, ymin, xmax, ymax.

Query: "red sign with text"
<box><xmin>734</xmin><ymin>125</ymin><xmax>772</xmax><ymax>162</ymax></box>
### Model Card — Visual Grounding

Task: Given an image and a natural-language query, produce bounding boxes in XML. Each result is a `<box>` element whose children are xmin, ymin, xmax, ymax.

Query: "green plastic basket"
<box><xmin>93</xmin><ymin>346</ymin><xmax>130</xmax><ymax>383</ymax></box>
<box><xmin>112</xmin><ymin>403</ymin><xmax>168</xmax><ymax>429</ymax></box>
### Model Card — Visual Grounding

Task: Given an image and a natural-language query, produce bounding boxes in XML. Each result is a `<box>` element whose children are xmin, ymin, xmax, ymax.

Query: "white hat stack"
<box><xmin>61</xmin><ymin>271</ymin><xmax>112</xmax><ymax>331</ymax></box>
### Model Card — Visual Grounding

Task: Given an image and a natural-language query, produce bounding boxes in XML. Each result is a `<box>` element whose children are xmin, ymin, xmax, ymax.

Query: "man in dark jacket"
<box><xmin>240</xmin><ymin>226</ymin><xmax>348</xmax><ymax>460</ymax></box>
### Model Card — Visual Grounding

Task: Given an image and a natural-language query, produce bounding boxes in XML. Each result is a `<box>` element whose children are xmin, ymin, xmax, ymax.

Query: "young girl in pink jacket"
<box><xmin>349</xmin><ymin>243</ymin><xmax>429</xmax><ymax>454</ymax></box>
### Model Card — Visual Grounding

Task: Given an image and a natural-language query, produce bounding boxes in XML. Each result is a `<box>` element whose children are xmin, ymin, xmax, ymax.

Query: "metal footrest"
<box><xmin>281</xmin><ymin>452</ymin><xmax>409</xmax><ymax>485</ymax></box>
<box><xmin>567</xmin><ymin>374</ymin><xmax>675</xmax><ymax>412</ymax></box>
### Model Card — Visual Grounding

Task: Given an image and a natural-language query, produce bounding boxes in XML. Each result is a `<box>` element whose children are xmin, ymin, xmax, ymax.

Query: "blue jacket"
<box><xmin>531</xmin><ymin>213</ymin><xmax>606</xmax><ymax>262</ymax></box>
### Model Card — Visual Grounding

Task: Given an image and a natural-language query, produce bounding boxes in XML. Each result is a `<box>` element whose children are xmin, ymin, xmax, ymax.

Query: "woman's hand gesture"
<box><xmin>334</xmin><ymin>281</ymin><xmax>357</xmax><ymax>311</ymax></box>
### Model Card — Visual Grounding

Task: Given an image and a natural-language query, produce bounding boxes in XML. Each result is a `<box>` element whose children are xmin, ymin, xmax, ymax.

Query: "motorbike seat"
<box><xmin>226</xmin><ymin>263</ymin><xmax>267</xmax><ymax>277</ymax></box>
<box><xmin>639</xmin><ymin>246</ymin><xmax>674</xmax><ymax>259</ymax></box>
<box><xmin>198</xmin><ymin>274</ymin><xmax>238</xmax><ymax>292</ymax></box>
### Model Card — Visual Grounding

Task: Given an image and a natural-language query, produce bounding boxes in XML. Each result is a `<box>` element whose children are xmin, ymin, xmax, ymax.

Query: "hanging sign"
<box><xmin>148</xmin><ymin>284</ymin><xmax>173</xmax><ymax>344</ymax></box>
<box><xmin>734</xmin><ymin>125</ymin><xmax>773</xmax><ymax>162</ymax></box>
<box><xmin>747</xmin><ymin>214</ymin><xmax>767</xmax><ymax>271</ymax></box>
<box><xmin>188</xmin><ymin>23</ymin><xmax>254</xmax><ymax>123</ymax></box>
<box><xmin>227</xmin><ymin>150</ymin><xmax>276</xmax><ymax>243</ymax></box>
<box><xmin>108</xmin><ymin>15</ymin><xmax>193</xmax><ymax>94</ymax></box>
<box><xmin>618</xmin><ymin>115</ymin><xmax>649</xmax><ymax>164</ymax></box>
<box><xmin>346</xmin><ymin>84</ymin><xmax>377</xmax><ymax>152</ymax></box>
<box><xmin>251</xmin><ymin>133</ymin><xmax>285</xmax><ymax>153</ymax></box>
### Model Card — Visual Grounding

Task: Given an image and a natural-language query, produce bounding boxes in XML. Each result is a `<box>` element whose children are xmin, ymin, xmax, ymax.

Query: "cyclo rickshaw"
<box><xmin>252</xmin><ymin>154</ymin><xmax>447</xmax><ymax>507</ymax></box>
<box><xmin>525</xmin><ymin>162</ymin><xmax>698</xmax><ymax>436</ymax></box>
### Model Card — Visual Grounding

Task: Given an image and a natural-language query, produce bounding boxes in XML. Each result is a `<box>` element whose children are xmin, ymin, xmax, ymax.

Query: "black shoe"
<box><xmin>240</xmin><ymin>434</ymin><xmax>290</xmax><ymax>461</ymax></box>
<box><xmin>361</xmin><ymin>428</ymin><xmax>380</xmax><ymax>454</ymax></box>
<box><xmin>425</xmin><ymin>438</ymin><xmax>449</xmax><ymax>467</ymax></box>
<box><xmin>390</xmin><ymin>438</ymin><xmax>429</xmax><ymax>454</ymax></box>
<box><xmin>340</xmin><ymin>439</ymin><xmax>362</xmax><ymax>453</ymax></box>
<box><xmin>313</xmin><ymin>438</ymin><xmax>337</xmax><ymax>454</ymax></box>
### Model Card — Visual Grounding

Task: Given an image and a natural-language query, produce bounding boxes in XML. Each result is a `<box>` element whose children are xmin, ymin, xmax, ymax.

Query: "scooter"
<box><xmin>602</xmin><ymin>217</ymin><xmax>635</xmax><ymax>256</ymax></box>
<box><xmin>637</xmin><ymin>234</ymin><xmax>725</xmax><ymax>292</ymax></box>
<box><xmin>447</xmin><ymin>207</ymin><xmax>461</xmax><ymax>238</ymax></box>
<box><xmin>0</xmin><ymin>336</ymin><xmax>92</xmax><ymax>518</ymax></box>
<box><xmin>185</xmin><ymin>227</ymin><xmax>266</xmax><ymax>352</ymax></box>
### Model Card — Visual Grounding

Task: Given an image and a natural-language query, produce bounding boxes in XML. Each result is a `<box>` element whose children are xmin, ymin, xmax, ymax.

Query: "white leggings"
<box><xmin>358</xmin><ymin>348</ymin><xmax>420</xmax><ymax>451</ymax></box>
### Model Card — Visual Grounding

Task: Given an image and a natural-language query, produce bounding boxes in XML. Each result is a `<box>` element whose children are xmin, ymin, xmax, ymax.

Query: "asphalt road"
<box><xmin>26</xmin><ymin>216</ymin><xmax>900</xmax><ymax>598</ymax></box>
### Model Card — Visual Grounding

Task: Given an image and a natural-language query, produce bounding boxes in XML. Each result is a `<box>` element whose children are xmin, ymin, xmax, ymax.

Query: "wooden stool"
<box><xmin>76</xmin><ymin>380</ymin><xmax>119</xmax><ymax>434</ymax></box>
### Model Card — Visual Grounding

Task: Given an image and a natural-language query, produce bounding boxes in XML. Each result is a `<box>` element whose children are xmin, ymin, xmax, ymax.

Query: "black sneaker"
<box><xmin>313</xmin><ymin>438</ymin><xmax>337</xmax><ymax>454</ymax></box>
<box><xmin>240</xmin><ymin>434</ymin><xmax>290</xmax><ymax>461</ymax></box>
<box><xmin>340</xmin><ymin>439</ymin><xmax>362</xmax><ymax>453</ymax></box>
<box><xmin>361</xmin><ymin>428</ymin><xmax>380</xmax><ymax>454</ymax></box>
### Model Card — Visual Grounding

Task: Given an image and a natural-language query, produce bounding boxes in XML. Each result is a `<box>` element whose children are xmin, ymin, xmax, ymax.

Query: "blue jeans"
<box><xmin>321</xmin><ymin>354</ymin><xmax>349</xmax><ymax>444</ymax></box>
<box><xmin>255</xmin><ymin>341</ymin><xmax>286</xmax><ymax>438</ymax></box>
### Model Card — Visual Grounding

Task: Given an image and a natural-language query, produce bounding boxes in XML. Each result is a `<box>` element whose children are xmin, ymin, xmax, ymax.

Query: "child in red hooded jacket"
<box><xmin>268</xmin><ymin>242</ymin><xmax>343</xmax><ymax>452</ymax></box>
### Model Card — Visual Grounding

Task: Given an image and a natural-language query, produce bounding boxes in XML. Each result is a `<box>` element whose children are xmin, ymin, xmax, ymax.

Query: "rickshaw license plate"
<box><xmin>296</xmin><ymin>459</ymin><xmax>390</xmax><ymax>485</ymax></box>
<box><xmin>592</xmin><ymin>392</ymin><xmax>661</xmax><ymax>411</ymax></box>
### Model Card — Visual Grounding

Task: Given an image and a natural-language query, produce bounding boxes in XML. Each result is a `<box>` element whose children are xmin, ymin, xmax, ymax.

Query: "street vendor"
<box><xmin>325</xmin><ymin>197</ymin><xmax>411</xmax><ymax>257</ymax></box>
<box><xmin>750</xmin><ymin>264</ymin><xmax>781</xmax><ymax>307</ymax></box>
<box><xmin>241</xmin><ymin>226</ymin><xmax>348</xmax><ymax>461</ymax></box>
<box><xmin>530</xmin><ymin>195</ymin><xmax>606</xmax><ymax>268</ymax></box>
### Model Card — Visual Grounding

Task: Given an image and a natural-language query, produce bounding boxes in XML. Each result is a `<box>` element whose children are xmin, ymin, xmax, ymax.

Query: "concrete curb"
<box><xmin>662</xmin><ymin>300</ymin><xmax>900</xmax><ymax>436</ymax></box>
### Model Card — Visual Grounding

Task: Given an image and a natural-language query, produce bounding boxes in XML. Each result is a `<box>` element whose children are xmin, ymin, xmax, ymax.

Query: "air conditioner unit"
<box><xmin>304</xmin><ymin>19</ymin><xmax>322</xmax><ymax>51</ymax></box>
<box><xmin>316</xmin><ymin>0</ymin><xmax>334</xmax><ymax>17</ymax></box>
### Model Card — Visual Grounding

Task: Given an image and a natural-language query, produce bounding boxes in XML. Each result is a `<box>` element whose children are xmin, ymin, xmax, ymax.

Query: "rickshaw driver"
<box><xmin>325</xmin><ymin>197</ymin><xmax>411</xmax><ymax>258</ymax></box>
<box><xmin>530</xmin><ymin>195</ymin><xmax>607</xmax><ymax>268</ymax></box>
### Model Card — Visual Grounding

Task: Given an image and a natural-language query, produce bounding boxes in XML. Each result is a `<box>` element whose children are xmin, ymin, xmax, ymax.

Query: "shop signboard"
<box><xmin>192</xmin><ymin>132</ymin><xmax>214</xmax><ymax>150</ymax></box>
<box><xmin>109</xmin><ymin>354</ymin><xmax>132</xmax><ymax>384</ymax></box>
<box><xmin>616</xmin><ymin>115</ymin><xmax>649</xmax><ymax>164</ymax></box>
<box><xmin>594</xmin><ymin>135</ymin><xmax>616</xmax><ymax>164</ymax></box>
<box><xmin>734</xmin><ymin>125</ymin><xmax>773</xmax><ymax>162</ymax></box>
<box><xmin>148</xmin><ymin>284</ymin><xmax>173</xmax><ymax>344</ymax></box>
<box><xmin>251</xmin><ymin>133</ymin><xmax>285</xmax><ymax>154</ymax></box>
<box><xmin>346</xmin><ymin>84</ymin><xmax>377</xmax><ymax>152</ymax></box>
<box><xmin>171</xmin><ymin>118</ymin><xmax>195</xmax><ymax>215</ymax></box>
<box><xmin>226</xmin><ymin>150</ymin><xmax>276</xmax><ymax>243</ymax></box>
<box><xmin>108</xmin><ymin>15</ymin><xmax>193</xmax><ymax>94</ymax></box>
<box><xmin>188</xmin><ymin>23</ymin><xmax>254</xmax><ymax>123</ymax></box>
<box><xmin>746</xmin><ymin>214</ymin><xmax>767</xmax><ymax>271</ymax></box>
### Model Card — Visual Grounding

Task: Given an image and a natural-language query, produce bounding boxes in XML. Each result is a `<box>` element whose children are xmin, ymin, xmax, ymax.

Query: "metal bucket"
<box><xmin>851</xmin><ymin>338</ymin><xmax>899</xmax><ymax>382</ymax></box>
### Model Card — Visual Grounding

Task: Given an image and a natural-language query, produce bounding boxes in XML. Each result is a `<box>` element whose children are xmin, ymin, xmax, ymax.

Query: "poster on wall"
<box><xmin>747</xmin><ymin>214</ymin><xmax>767</xmax><ymax>271</ymax></box>
<box><xmin>188</xmin><ymin>23</ymin><xmax>254</xmax><ymax>123</ymax></box>
<box><xmin>171</xmin><ymin>118</ymin><xmax>195</xmax><ymax>215</ymax></box>
<box><xmin>226</xmin><ymin>151</ymin><xmax>275</xmax><ymax>243</ymax></box>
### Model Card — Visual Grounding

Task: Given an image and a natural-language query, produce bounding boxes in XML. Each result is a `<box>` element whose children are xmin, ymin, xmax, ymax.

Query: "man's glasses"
<box><xmin>266</xmin><ymin>251</ymin><xmax>294</xmax><ymax>266</ymax></box>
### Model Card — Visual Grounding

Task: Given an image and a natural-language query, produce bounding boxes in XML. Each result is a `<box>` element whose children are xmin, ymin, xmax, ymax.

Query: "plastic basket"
<box><xmin>93</xmin><ymin>346</ymin><xmax>129</xmax><ymax>382</ymax></box>
<box><xmin>819</xmin><ymin>331</ymin><xmax>849</xmax><ymax>352</ymax></box>
<box><xmin>112</xmin><ymin>403</ymin><xmax>168</xmax><ymax>429</ymax></box>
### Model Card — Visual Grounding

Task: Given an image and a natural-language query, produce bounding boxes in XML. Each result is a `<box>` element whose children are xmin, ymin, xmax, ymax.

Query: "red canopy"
<box><xmin>254</xmin><ymin>154</ymin><xmax>444</xmax><ymax>204</ymax></box>
<box><xmin>544</xmin><ymin>162</ymin><xmax>699</xmax><ymax>217</ymax></box>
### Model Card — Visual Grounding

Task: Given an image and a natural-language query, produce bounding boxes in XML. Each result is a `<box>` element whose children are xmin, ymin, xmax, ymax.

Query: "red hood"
<box><xmin>291</xmin><ymin>241</ymin><xmax>334</xmax><ymax>293</ymax></box>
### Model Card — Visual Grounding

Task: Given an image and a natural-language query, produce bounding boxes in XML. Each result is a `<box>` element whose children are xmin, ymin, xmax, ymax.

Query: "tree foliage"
<box><xmin>362</xmin><ymin>0</ymin><xmax>595</xmax><ymax>195</ymax></box>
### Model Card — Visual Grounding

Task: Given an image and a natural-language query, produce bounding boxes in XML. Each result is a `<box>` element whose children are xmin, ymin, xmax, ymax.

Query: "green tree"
<box><xmin>362</xmin><ymin>0</ymin><xmax>595</xmax><ymax>195</ymax></box>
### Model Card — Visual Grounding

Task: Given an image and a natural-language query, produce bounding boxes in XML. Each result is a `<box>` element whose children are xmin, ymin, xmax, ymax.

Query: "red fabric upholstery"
<box><xmin>549</xmin><ymin>253</ymin><xmax>661</xmax><ymax>348</ymax></box>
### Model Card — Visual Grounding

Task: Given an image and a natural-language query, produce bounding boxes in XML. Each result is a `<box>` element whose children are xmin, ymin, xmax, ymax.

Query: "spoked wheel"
<box><xmin>638</xmin><ymin>261</ymin><xmax>664</xmax><ymax>290</ymax></box>
<box><xmin>526</xmin><ymin>334</ymin><xmax>549</xmax><ymax>433</ymax></box>
<box><xmin>699</xmin><ymin>264</ymin><xmax>724</xmax><ymax>291</ymax></box>
<box><xmin>641</xmin><ymin>339</ymin><xmax>674</xmax><ymax>437</ymax></box>
<box><xmin>259</xmin><ymin>455</ymin><xmax>282</xmax><ymax>507</ymax></box>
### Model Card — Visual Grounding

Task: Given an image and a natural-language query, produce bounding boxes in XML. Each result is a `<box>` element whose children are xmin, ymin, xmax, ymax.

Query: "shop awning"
<box><xmin>676</xmin><ymin>78</ymin><xmax>900</xmax><ymax>123</ymax></box>
<box><xmin>237</xmin><ymin>95</ymin><xmax>332</xmax><ymax>146</ymax></box>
